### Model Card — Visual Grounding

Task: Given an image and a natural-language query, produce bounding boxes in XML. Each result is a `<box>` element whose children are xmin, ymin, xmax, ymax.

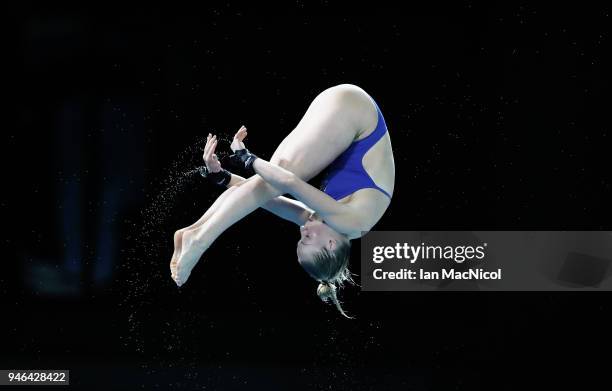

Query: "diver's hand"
<box><xmin>203</xmin><ymin>133</ymin><xmax>222</xmax><ymax>173</ymax></box>
<box><xmin>230</xmin><ymin>125</ymin><xmax>248</xmax><ymax>152</ymax></box>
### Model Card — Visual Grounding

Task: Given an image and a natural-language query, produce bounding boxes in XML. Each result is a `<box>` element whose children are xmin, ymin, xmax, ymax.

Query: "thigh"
<box><xmin>269</xmin><ymin>85</ymin><xmax>373</xmax><ymax>181</ymax></box>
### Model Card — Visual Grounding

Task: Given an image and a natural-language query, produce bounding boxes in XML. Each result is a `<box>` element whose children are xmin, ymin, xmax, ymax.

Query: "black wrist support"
<box><xmin>198</xmin><ymin>166</ymin><xmax>232</xmax><ymax>187</ymax></box>
<box><xmin>229</xmin><ymin>148</ymin><xmax>258</xmax><ymax>174</ymax></box>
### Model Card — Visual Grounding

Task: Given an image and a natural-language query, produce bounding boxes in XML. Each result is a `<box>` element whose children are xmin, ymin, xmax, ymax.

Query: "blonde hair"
<box><xmin>317</xmin><ymin>271</ymin><xmax>356</xmax><ymax>319</ymax></box>
<box><xmin>308</xmin><ymin>237</ymin><xmax>356</xmax><ymax>319</ymax></box>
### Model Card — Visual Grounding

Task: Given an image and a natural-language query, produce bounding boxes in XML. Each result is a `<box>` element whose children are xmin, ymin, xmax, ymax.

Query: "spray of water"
<box><xmin>116</xmin><ymin>134</ymin><xmax>226</xmax><ymax>385</ymax></box>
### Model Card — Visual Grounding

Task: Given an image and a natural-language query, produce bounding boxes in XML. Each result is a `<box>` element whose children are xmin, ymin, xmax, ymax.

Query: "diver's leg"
<box><xmin>170</xmin><ymin>186</ymin><xmax>239</xmax><ymax>274</ymax></box>
<box><xmin>177</xmin><ymin>85</ymin><xmax>371</xmax><ymax>255</ymax></box>
<box><xmin>171</xmin><ymin>174</ymin><xmax>308</xmax><ymax>271</ymax></box>
<box><xmin>269</xmin><ymin>84</ymin><xmax>377</xmax><ymax>180</ymax></box>
<box><xmin>172</xmin><ymin>175</ymin><xmax>283</xmax><ymax>285</ymax></box>
<box><xmin>171</xmin><ymin>85</ymin><xmax>376</xmax><ymax>285</ymax></box>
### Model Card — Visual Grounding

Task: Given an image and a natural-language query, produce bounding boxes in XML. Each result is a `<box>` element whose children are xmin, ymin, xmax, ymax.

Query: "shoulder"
<box><xmin>344</xmin><ymin>189</ymin><xmax>391</xmax><ymax>231</ymax></box>
<box><xmin>322</xmin><ymin>190</ymin><xmax>390</xmax><ymax>239</ymax></box>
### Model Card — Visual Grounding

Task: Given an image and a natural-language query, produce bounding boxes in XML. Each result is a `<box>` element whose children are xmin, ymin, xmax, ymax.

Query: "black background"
<box><xmin>5</xmin><ymin>2</ymin><xmax>611</xmax><ymax>390</ymax></box>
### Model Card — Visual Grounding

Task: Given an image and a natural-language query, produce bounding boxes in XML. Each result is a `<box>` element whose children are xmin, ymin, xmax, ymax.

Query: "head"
<box><xmin>296</xmin><ymin>213</ymin><xmax>355</xmax><ymax>318</ymax></box>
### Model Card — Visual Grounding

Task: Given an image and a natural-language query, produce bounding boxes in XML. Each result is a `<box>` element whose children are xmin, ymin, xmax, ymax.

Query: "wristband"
<box><xmin>198</xmin><ymin>165</ymin><xmax>232</xmax><ymax>187</ymax></box>
<box><xmin>229</xmin><ymin>148</ymin><xmax>258</xmax><ymax>174</ymax></box>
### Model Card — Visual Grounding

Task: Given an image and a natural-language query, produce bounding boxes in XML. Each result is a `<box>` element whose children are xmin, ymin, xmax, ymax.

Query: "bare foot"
<box><xmin>170</xmin><ymin>229</ymin><xmax>185</xmax><ymax>281</ymax></box>
<box><xmin>172</xmin><ymin>229</ymin><xmax>208</xmax><ymax>287</ymax></box>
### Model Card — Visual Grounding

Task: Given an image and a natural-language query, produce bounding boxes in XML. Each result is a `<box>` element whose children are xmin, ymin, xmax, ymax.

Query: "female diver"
<box><xmin>170</xmin><ymin>84</ymin><xmax>395</xmax><ymax>317</ymax></box>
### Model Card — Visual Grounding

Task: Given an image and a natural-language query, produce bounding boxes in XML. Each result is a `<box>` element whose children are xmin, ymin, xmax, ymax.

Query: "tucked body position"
<box><xmin>170</xmin><ymin>84</ymin><xmax>395</xmax><ymax>317</ymax></box>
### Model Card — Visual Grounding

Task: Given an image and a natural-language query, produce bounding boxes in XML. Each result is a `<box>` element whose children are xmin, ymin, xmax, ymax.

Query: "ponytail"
<box><xmin>317</xmin><ymin>281</ymin><xmax>354</xmax><ymax>319</ymax></box>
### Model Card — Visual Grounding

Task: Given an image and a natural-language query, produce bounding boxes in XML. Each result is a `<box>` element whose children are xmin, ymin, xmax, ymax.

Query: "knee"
<box><xmin>334</xmin><ymin>83</ymin><xmax>361</xmax><ymax>90</ymax></box>
<box><xmin>329</xmin><ymin>83</ymin><xmax>364</xmax><ymax>97</ymax></box>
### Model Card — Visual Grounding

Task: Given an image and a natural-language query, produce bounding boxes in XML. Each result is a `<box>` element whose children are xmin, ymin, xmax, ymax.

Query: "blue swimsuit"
<box><xmin>320</xmin><ymin>98</ymin><xmax>392</xmax><ymax>201</ymax></box>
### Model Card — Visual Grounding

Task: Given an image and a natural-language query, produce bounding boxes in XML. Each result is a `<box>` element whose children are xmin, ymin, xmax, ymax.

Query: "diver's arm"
<box><xmin>251</xmin><ymin>159</ymin><xmax>367</xmax><ymax>234</ymax></box>
<box><xmin>251</xmin><ymin>158</ymin><xmax>341</xmax><ymax>216</ymax></box>
<box><xmin>222</xmin><ymin>127</ymin><xmax>312</xmax><ymax>225</ymax></box>
<box><xmin>227</xmin><ymin>173</ymin><xmax>245</xmax><ymax>187</ymax></box>
<box><xmin>262</xmin><ymin>196</ymin><xmax>313</xmax><ymax>225</ymax></box>
<box><xmin>203</xmin><ymin>132</ymin><xmax>310</xmax><ymax>225</ymax></box>
<box><xmin>226</xmin><ymin>172</ymin><xmax>311</xmax><ymax>225</ymax></box>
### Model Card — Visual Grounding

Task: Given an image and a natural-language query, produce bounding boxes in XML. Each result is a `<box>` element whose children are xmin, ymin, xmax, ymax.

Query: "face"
<box><xmin>296</xmin><ymin>213</ymin><xmax>338</xmax><ymax>263</ymax></box>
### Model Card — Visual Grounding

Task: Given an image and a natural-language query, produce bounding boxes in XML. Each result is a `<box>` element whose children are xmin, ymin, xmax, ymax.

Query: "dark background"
<box><xmin>5</xmin><ymin>2</ymin><xmax>611</xmax><ymax>390</ymax></box>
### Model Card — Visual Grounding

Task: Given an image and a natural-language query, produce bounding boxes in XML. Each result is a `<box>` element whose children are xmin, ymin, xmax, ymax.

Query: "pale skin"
<box><xmin>170</xmin><ymin>84</ymin><xmax>395</xmax><ymax>286</ymax></box>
